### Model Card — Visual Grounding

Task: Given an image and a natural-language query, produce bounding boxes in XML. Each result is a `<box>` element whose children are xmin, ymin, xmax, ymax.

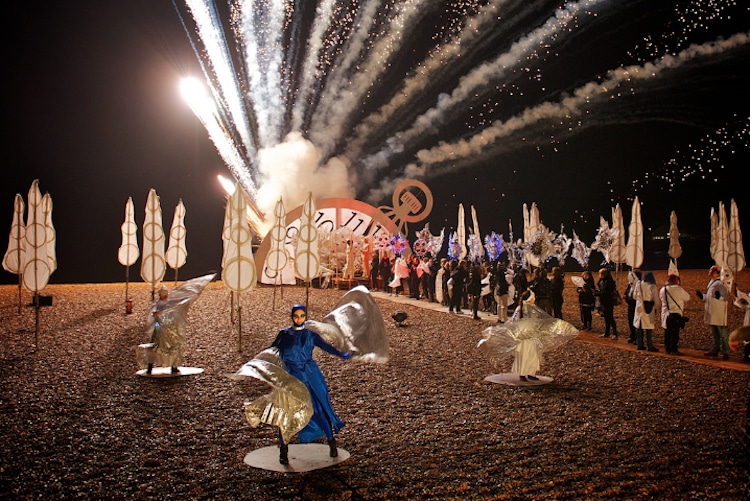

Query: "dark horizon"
<box><xmin>3</xmin><ymin>1</ymin><xmax>747</xmax><ymax>286</ymax></box>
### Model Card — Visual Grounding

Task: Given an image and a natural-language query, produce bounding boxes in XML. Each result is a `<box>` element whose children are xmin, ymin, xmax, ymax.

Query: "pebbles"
<box><xmin>0</xmin><ymin>269</ymin><xmax>748</xmax><ymax>500</ymax></box>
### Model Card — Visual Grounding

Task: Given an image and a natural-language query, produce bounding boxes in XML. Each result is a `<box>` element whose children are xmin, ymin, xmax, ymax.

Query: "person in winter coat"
<box><xmin>448</xmin><ymin>260</ymin><xmax>468</xmax><ymax>314</ymax></box>
<box><xmin>633</xmin><ymin>271</ymin><xmax>660</xmax><ymax>352</ymax></box>
<box><xmin>466</xmin><ymin>263</ymin><xmax>484</xmax><ymax>320</ymax></box>
<box><xmin>369</xmin><ymin>252</ymin><xmax>381</xmax><ymax>291</ymax></box>
<box><xmin>549</xmin><ymin>266</ymin><xmax>565</xmax><ymax>319</ymax></box>
<box><xmin>659</xmin><ymin>273</ymin><xmax>690</xmax><ymax>355</ymax></box>
<box><xmin>529</xmin><ymin>267</ymin><xmax>553</xmax><ymax>315</ymax></box>
<box><xmin>697</xmin><ymin>265</ymin><xmax>731</xmax><ymax>360</ymax></box>
<box><xmin>596</xmin><ymin>268</ymin><xmax>619</xmax><ymax>339</ymax></box>
<box><xmin>577</xmin><ymin>270</ymin><xmax>596</xmax><ymax>331</ymax></box>
<box><xmin>624</xmin><ymin>270</ymin><xmax>642</xmax><ymax>344</ymax></box>
<box><xmin>512</xmin><ymin>267</ymin><xmax>528</xmax><ymax>304</ymax></box>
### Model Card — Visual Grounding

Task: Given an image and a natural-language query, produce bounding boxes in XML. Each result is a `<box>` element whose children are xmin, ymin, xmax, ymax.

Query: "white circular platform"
<box><xmin>484</xmin><ymin>373</ymin><xmax>553</xmax><ymax>386</ymax></box>
<box><xmin>244</xmin><ymin>443</ymin><xmax>350</xmax><ymax>473</ymax></box>
<box><xmin>135</xmin><ymin>366</ymin><xmax>204</xmax><ymax>378</ymax></box>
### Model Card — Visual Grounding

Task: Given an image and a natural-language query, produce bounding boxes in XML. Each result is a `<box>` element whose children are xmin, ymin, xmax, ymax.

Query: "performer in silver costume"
<box><xmin>136</xmin><ymin>274</ymin><xmax>215</xmax><ymax>375</ymax></box>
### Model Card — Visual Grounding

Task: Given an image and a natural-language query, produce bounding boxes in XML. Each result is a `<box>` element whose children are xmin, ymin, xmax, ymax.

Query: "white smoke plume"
<box><xmin>255</xmin><ymin>132</ymin><xmax>357</xmax><ymax>225</ymax></box>
<box><xmin>367</xmin><ymin>32</ymin><xmax>750</xmax><ymax>203</ymax></box>
<box><xmin>343</xmin><ymin>0</ymin><xmax>514</xmax><ymax>162</ymax></box>
<box><xmin>360</xmin><ymin>0</ymin><xmax>610</xmax><ymax>175</ymax></box>
<box><xmin>309</xmin><ymin>0</ymin><xmax>434</xmax><ymax>158</ymax></box>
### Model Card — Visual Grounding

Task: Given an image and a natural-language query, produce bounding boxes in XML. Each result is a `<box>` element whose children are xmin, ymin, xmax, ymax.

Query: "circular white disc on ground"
<box><xmin>484</xmin><ymin>373</ymin><xmax>553</xmax><ymax>386</ymax></box>
<box><xmin>244</xmin><ymin>443</ymin><xmax>350</xmax><ymax>473</ymax></box>
<box><xmin>135</xmin><ymin>366</ymin><xmax>204</xmax><ymax>378</ymax></box>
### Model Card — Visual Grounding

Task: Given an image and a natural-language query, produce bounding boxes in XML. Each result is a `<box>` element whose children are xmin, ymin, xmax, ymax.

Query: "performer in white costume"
<box><xmin>478</xmin><ymin>289</ymin><xmax>578</xmax><ymax>384</ymax></box>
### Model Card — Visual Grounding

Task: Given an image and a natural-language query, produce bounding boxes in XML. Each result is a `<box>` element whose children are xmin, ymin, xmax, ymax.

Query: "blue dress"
<box><xmin>272</xmin><ymin>327</ymin><xmax>346</xmax><ymax>442</ymax></box>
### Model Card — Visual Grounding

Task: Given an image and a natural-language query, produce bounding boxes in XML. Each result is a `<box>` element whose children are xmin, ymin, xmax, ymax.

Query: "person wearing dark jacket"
<box><xmin>530</xmin><ymin>267</ymin><xmax>553</xmax><ymax>315</ymax></box>
<box><xmin>577</xmin><ymin>270</ymin><xmax>596</xmax><ymax>331</ymax></box>
<box><xmin>513</xmin><ymin>267</ymin><xmax>529</xmax><ymax>305</ymax></box>
<box><xmin>467</xmin><ymin>263</ymin><xmax>484</xmax><ymax>320</ymax></box>
<box><xmin>449</xmin><ymin>260</ymin><xmax>468</xmax><ymax>314</ymax></box>
<box><xmin>369</xmin><ymin>252</ymin><xmax>381</xmax><ymax>291</ymax></box>
<box><xmin>596</xmin><ymin>268</ymin><xmax>619</xmax><ymax>339</ymax></box>
<box><xmin>550</xmin><ymin>266</ymin><xmax>565</xmax><ymax>319</ymax></box>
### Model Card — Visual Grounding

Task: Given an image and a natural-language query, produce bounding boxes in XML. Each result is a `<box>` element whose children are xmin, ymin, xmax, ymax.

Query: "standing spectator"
<box><xmin>697</xmin><ymin>265</ymin><xmax>731</xmax><ymax>360</ymax></box>
<box><xmin>512</xmin><ymin>266</ymin><xmax>529</xmax><ymax>305</ymax></box>
<box><xmin>390</xmin><ymin>255</ymin><xmax>409</xmax><ymax>296</ymax></box>
<box><xmin>633</xmin><ymin>271</ymin><xmax>659</xmax><ymax>352</ymax></box>
<box><xmin>481</xmin><ymin>262</ymin><xmax>495</xmax><ymax>313</ymax></box>
<box><xmin>494</xmin><ymin>263</ymin><xmax>511</xmax><ymax>323</ymax></box>
<box><xmin>461</xmin><ymin>261</ymin><xmax>471</xmax><ymax>310</ymax></box>
<box><xmin>577</xmin><ymin>270</ymin><xmax>596</xmax><ymax>331</ymax></box>
<box><xmin>530</xmin><ymin>267</ymin><xmax>553</xmax><ymax>315</ymax></box>
<box><xmin>441</xmin><ymin>259</ymin><xmax>453</xmax><ymax>306</ymax></box>
<box><xmin>624</xmin><ymin>270</ymin><xmax>642</xmax><ymax>344</ymax></box>
<box><xmin>729</xmin><ymin>293</ymin><xmax>750</xmax><ymax>363</ymax></box>
<box><xmin>380</xmin><ymin>254</ymin><xmax>392</xmax><ymax>295</ymax></box>
<box><xmin>342</xmin><ymin>240</ymin><xmax>356</xmax><ymax>280</ymax></box>
<box><xmin>660</xmin><ymin>274</ymin><xmax>690</xmax><ymax>355</ymax></box>
<box><xmin>435</xmin><ymin>258</ymin><xmax>448</xmax><ymax>305</ymax></box>
<box><xmin>369</xmin><ymin>251</ymin><xmax>380</xmax><ymax>291</ymax></box>
<box><xmin>550</xmin><ymin>266</ymin><xmax>565</xmax><ymax>319</ymax></box>
<box><xmin>467</xmin><ymin>263</ymin><xmax>483</xmax><ymax>320</ymax></box>
<box><xmin>596</xmin><ymin>268</ymin><xmax>619</xmax><ymax>339</ymax></box>
<box><xmin>449</xmin><ymin>260</ymin><xmax>468</xmax><ymax>314</ymax></box>
<box><xmin>418</xmin><ymin>256</ymin><xmax>433</xmax><ymax>301</ymax></box>
<box><xmin>407</xmin><ymin>254</ymin><xmax>422</xmax><ymax>299</ymax></box>
<box><xmin>428</xmin><ymin>256</ymin><xmax>440</xmax><ymax>303</ymax></box>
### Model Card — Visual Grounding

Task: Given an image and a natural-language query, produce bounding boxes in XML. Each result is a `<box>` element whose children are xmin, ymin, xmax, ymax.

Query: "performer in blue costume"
<box><xmin>272</xmin><ymin>304</ymin><xmax>351</xmax><ymax>464</ymax></box>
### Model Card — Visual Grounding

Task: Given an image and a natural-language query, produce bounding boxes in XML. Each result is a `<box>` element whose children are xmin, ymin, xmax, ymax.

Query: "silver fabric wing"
<box><xmin>233</xmin><ymin>285</ymin><xmax>388</xmax><ymax>440</ymax></box>
<box><xmin>477</xmin><ymin>303</ymin><xmax>579</xmax><ymax>368</ymax></box>
<box><xmin>231</xmin><ymin>348</ymin><xmax>313</xmax><ymax>444</ymax></box>
<box><xmin>136</xmin><ymin>273</ymin><xmax>215</xmax><ymax>369</ymax></box>
<box><xmin>306</xmin><ymin>285</ymin><xmax>389</xmax><ymax>363</ymax></box>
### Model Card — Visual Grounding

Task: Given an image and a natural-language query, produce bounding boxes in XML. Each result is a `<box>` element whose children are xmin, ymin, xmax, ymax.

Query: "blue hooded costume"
<box><xmin>235</xmin><ymin>288</ymin><xmax>388</xmax><ymax>464</ymax></box>
<box><xmin>271</xmin><ymin>304</ymin><xmax>350</xmax><ymax>442</ymax></box>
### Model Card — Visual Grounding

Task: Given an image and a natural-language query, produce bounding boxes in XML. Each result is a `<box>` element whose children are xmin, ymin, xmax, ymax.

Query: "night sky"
<box><xmin>3</xmin><ymin>0</ymin><xmax>749</xmax><ymax>285</ymax></box>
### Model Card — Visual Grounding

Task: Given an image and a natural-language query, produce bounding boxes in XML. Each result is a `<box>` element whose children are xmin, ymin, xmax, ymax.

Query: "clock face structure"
<box><xmin>255</xmin><ymin>198</ymin><xmax>401</xmax><ymax>284</ymax></box>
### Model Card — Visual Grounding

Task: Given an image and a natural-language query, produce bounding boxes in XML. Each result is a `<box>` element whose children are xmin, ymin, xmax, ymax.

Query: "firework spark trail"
<box><xmin>309</xmin><ymin>0</ymin><xmax>440</xmax><ymax>158</ymax></box>
<box><xmin>632</xmin><ymin>118</ymin><xmax>749</xmax><ymax>193</ymax></box>
<box><xmin>359</xmin><ymin>0</ymin><xmax>611</xmax><ymax>178</ymax></box>
<box><xmin>366</xmin><ymin>32</ymin><xmax>750</xmax><ymax>202</ymax></box>
<box><xmin>342</xmin><ymin>0</ymin><xmax>517</xmax><ymax>162</ymax></box>
<box><xmin>305</xmin><ymin>0</ymin><xmax>385</xmax><ymax>139</ymax></box>
<box><xmin>185</xmin><ymin>0</ymin><xmax>256</xmax><ymax>162</ymax></box>
<box><xmin>302</xmin><ymin>7</ymin><xmax>361</xmax><ymax>129</ymax></box>
<box><xmin>238</xmin><ymin>0</ymin><xmax>289</xmax><ymax>148</ymax></box>
<box><xmin>182</xmin><ymin>81</ymin><xmax>258</xmax><ymax>201</ymax></box>
<box><xmin>180</xmin><ymin>0</ymin><xmax>746</xmax><ymax>224</ymax></box>
<box><xmin>290</xmin><ymin>0</ymin><xmax>340</xmax><ymax>132</ymax></box>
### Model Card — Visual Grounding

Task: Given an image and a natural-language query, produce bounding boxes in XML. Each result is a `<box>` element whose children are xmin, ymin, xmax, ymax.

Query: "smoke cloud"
<box><xmin>255</xmin><ymin>132</ymin><xmax>357</xmax><ymax>218</ymax></box>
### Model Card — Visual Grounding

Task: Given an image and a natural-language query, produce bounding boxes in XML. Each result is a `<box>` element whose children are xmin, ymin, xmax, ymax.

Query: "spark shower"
<box><xmin>174</xmin><ymin>0</ymin><xmax>749</xmax><ymax>231</ymax></box>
